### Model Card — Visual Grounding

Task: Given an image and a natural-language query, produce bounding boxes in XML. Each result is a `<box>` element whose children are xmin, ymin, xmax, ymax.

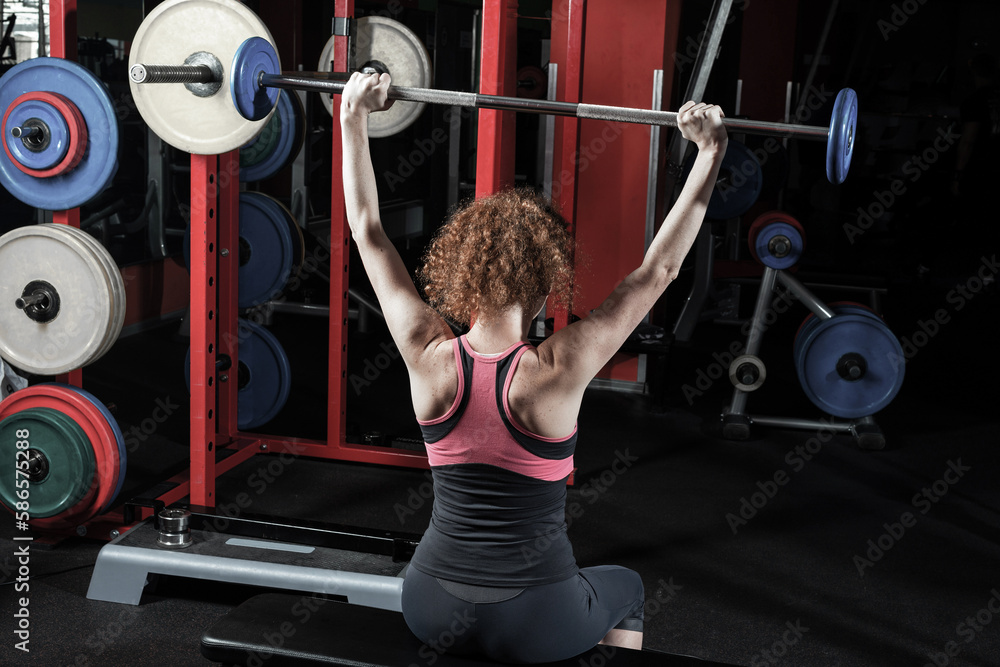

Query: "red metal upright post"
<box><xmin>548</xmin><ymin>0</ymin><xmax>586</xmax><ymax>331</ymax></box>
<box><xmin>475</xmin><ymin>0</ymin><xmax>519</xmax><ymax>197</ymax></box>
<box><xmin>328</xmin><ymin>0</ymin><xmax>355</xmax><ymax>449</ymax></box>
<box><xmin>49</xmin><ymin>0</ymin><xmax>82</xmax><ymax>388</ymax></box>
<box><xmin>217</xmin><ymin>150</ymin><xmax>240</xmax><ymax>442</ymax></box>
<box><xmin>189</xmin><ymin>154</ymin><xmax>219</xmax><ymax>507</ymax></box>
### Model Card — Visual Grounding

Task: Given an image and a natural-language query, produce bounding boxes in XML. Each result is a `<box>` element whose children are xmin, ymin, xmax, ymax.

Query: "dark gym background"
<box><xmin>1</xmin><ymin>1</ymin><xmax>999</xmax><ymax>666</ymax></box>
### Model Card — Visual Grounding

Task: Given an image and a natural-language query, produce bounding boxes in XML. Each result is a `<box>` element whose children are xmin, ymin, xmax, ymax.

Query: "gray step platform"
<box><xmin>201</xmin><ymin>593</ymin><xmax>738</xmax><ymax>666</ymax></box>
<box><xmin>87</xmin><ymin>519</ymin><xmax>407</xmax><ymax>610</ymax></box>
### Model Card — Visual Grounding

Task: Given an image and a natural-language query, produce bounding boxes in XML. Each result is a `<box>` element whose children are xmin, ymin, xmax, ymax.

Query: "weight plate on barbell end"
<box><xmin>0</xmin><ymin>384</ymin><xmax>121</xmax><ymax>527</ymax></box>
<box><xmin>57</xmin><ymin>384</ymin><xmax>127</xmax><ymax>512</ymax></box>
<box><xmin>826</xmin><ymin>88</ymin><xmax>858</xmax><ymax>185</ymax></box>
<box><xmin>0</xmin><ymin>225</ymin><xmax>119</xmax><ymax>375</ymax></box>
<box><xmin>729</xmin><ymin>354</ymin><xmax>767</xmax><ymax>392</ymax></box>
<box><xmin>683</xmin><ymin>140</ymin><xmax>763</xmax><ymax>220</ymax></box>
<box><xmin>318</xmin><ymin>16</ymin><xmax>433</xmax><ymax>138</ymax></box>
<box><xmin>0</xmin><ymin>407</ymin><xmax>96</xmax><ymax>519</ymax></box>
<box><xmin>129</xmin><ymin>0</ymin><xmax>278</xmax><ymax>154</ymax></box>
<box><xmin>238</xmin><ymin>192</ymin><xmax>295</xmax><ymax>308</ymax></box>
<box><xmin>55</xmin><ymin>224</ymin><xmax>127</xmax><ymax>362</ymax></box>
<box><xmin>231</xmin><ymin>36</ymin><xmax>281</xmax><ymax>122</ymax></box>
<box><xmin>794</xmin><ymin>309</ymin><xmax>905</xmax><ymax>419</ymax></box>
<box><xmin>240</xmin><ymin>89</ymin><xmax>305</xmax><ymax>182</ymax></box>
<box><xmin>0</xmin><ymin>58</ymin><xmax>119</xmax><ymax>210</ymax></box>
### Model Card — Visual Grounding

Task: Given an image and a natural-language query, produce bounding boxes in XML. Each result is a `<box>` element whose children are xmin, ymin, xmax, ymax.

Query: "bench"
<box><xmin>201</xmin><ymin>593</ymin><xmax>735</xmax><ymax>666</ymax></box>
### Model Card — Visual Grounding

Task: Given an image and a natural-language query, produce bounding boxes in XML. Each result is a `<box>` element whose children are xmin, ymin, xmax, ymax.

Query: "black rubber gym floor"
<box><xmin>1</xmin><ymin>267</ymin><xmax>998</xmax><ymax>667</ymax></box>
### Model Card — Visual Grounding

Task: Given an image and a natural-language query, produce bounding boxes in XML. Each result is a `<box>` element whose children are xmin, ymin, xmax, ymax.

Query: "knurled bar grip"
<box><xmin>262</xmin><ymin>74</ymin><xmax>831</xmax><ymax>141</ymax></box>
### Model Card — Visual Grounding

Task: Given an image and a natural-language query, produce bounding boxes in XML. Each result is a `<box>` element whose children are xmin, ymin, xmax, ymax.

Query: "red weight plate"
<box><xmin>0</xmin><ymin>385</ymin><xmax>119</xmax><ymax>528</ymax></box>
<box><xmin>2</xmin><ymin>91</ymin><xmax>88</xmax><ymax>178</ymax></box>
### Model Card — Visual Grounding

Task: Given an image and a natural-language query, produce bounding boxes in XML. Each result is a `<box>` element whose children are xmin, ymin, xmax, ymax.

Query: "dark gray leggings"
<box><xmin>401</xmin><ymin>566</ymin><xmax>644</xmax><ymax>664</ymax></box>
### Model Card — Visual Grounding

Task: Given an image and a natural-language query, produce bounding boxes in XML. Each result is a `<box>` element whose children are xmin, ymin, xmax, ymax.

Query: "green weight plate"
<box><xmin>0</xmin><ymin>407</ymin><xmax>96</xmax><ymax>518</ymax></box>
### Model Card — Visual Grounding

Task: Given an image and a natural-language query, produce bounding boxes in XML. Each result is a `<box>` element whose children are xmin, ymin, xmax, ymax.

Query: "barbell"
<box><xmin>127</xmin><ymin>0</ymin><xmax>857</xmax><ymax>183</ymax></box>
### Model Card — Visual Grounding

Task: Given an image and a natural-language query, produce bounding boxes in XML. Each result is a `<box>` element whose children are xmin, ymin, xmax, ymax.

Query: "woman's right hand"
<box><xmin>341</xmin><ymin>70</ymin><xmax>393</xmax><ymax>121</ymax></box>
<box><xmin>677</xmin><ymin>100</ymin><xmax>728</xmax><ymax>155</ymax></box>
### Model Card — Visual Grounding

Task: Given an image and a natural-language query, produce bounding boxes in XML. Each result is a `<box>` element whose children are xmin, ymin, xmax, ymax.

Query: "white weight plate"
<box><xmin>129</xmin><ymin>0</ymin><xmax>278</xmax><ymax>154</ymax></box>
<box><xmin>0</xmin><ymin>225</ymin><xmax>116</xmax><ymax>375</ymax></box>
<box><xmin>318</xmin><ymin>16</ymin><xmax>432</xmax><ymax>137</ymax></box>
<box><xmin>50</xmin><ymin>225</ymin><xmax>118</xmax><ymax>362</ymax></box>
<box><xmin>57</xmin><ymin>225</ymin><xmax>126</xmax><ymax>361</ymax></box>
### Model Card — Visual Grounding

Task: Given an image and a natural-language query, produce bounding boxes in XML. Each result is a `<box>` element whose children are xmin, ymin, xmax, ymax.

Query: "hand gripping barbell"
<box><xmin>128</xmin><ymin>0</ymin><xmax>858</xmax><ymax>183</ymax></box>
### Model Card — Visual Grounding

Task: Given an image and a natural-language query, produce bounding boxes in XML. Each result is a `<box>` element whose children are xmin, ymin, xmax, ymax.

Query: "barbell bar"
<box><xmin>127</xmin><ymin>5</ymin><xmax>857</xmax><ymax>183</ymax></box>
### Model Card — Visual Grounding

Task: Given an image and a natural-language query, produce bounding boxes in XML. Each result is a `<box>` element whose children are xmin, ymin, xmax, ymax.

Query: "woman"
<box><xmin>341</xmin><ymin>71</ymin><xmax>727</xmax><ymax>663</ymax></box>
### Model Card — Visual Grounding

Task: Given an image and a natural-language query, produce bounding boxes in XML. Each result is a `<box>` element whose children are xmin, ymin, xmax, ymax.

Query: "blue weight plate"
<box><xmin>5</xmin><ymin>98</ymin><xmax>71</xmax><ymax>171</ymax></box>
<box><xmin>0</xmin><ymin>58</ymin><xmax>119</xmax><ymax>210</ymax></box>
<box><xmin>755</xmin><ymin>221</ymin><xmax>805</xmax><ymax>270</ymax></box>
<box><xmin>237</xmin><ymin>319</ymin><xmax>292</xmax><ymax>430</ymax></box>
<box><xmin>55</xmin><ymin>384</ymin><xmax>128</xmax><ymax>512</ymax></box>
<box><xmin>684</xmin><ymin>140</ymin><xmax>763</xmax><ymax>219</ymax></box>
<box><xmin>794</xmin><ymin>312</ymin><xmax>905</xmax><ymax>419</ymax></box>
<box><xmin>826</xmin><ymin>88</ymin><xmax>857</xmax><ymax>185</ymax></box>
<box><xmin>239</xmin><ymin>192</ymin><xmax>295</xmax><ymax>308</ymax></box>
<box><xmin>241</xmin><ymin>89</ymin><xmax>304</xmax><ymax>182</ymax></box>
<box><xmin>183</xmin><ymin>319</ymin><xmax>292</xmax><ymax>430</ymax></box>
<box><xmin>231</xmin><ymin>37</ymin><xmax>281</xmax><ymax>122</ymax></box>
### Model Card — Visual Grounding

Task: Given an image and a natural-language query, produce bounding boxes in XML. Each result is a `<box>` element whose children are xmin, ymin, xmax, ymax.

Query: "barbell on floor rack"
<box><xmin>126</xmin><ymin>0</ymin><xmax>857</xmax><ymax>183</ymax></box>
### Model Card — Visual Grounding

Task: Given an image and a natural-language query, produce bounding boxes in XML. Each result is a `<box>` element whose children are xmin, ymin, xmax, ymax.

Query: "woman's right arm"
<box><xmin>538</xmin><ymin>101</ymin><xmax>728</xmax><ymax>389</ymax></box>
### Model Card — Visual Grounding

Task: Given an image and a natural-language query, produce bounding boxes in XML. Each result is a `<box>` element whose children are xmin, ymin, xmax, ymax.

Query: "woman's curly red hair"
<box><xmin>418</xmin><ymin>188</ymin><xmax>573</xmax><ymax>327</ymax></box>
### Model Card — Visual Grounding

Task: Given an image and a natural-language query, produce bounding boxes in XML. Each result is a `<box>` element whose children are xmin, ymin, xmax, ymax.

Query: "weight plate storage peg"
<box><xmin>748</xmin><ymin>211</ymin><xmax>806</xmax><ymax>270</ymax></box>
<box><xmin>128</xmin><ymin>0</ymin><xmax>279</xmax><ymax>154</ymax></box>
<box><xmin>0</xmin><ymin>224</ymin><xmax>126</xmax><ymax>375</ymax></box>
<box><xmin>0</xmin><ymin>383</ymin><xmax>125</xmax><ymax>528</ymax></box>
<box><xmin>794</xmin><ymin>305</ymin><xmax>905</xmax><ymax>419</ymax></box>
<box><xmin>317</xmin><ymin>16</ymin><xmax>433</xmax><ymax>137</ymax></box>
<box><xmin>240</xmin><ymin>89</ymin><xmax>305</xmax><ymax>182</ymax></box>
<box><xmin>0</xmin><ymin>58</ymin><xmax>119</xmax><ymax>210</ymax></box>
